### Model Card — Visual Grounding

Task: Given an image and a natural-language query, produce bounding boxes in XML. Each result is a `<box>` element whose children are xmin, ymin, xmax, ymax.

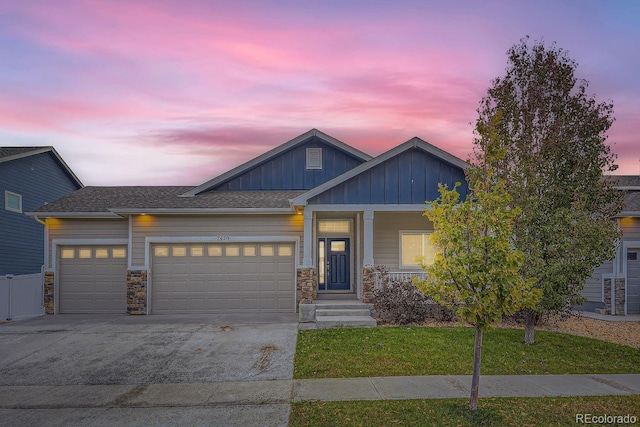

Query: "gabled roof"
<box><xmin>29</xmin><ymin>186</ymin><xmax>304</xmax><ymax>217</ymax></box>
<box><xmin>610</xmin><ymin>175</ymin><xmax>640</xmax><ymax>216</ymax></box>
<box><xmin>0</xmin><ymin>146</ymin><xmax>83</xmax><ymax>188</ymax></box>
<box><xmin>291</xmin><ymin>137</ymin><xmax>469</xmax><ymax>206</ymax></box>
<box><xmin>181</xmin><ymin>129</ymin><xmax>372</xmax><ymax>197</ymax></box>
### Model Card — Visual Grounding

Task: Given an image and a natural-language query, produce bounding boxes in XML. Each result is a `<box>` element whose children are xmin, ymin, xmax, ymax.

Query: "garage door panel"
<box><xmin>58</xmin><ymin>245</ymin><xmax>127</xmax><ymax>314</ymax></box>
<box><xmin>151</xmin><ymin>242</ymin><xmax>294</xmax><ymax>314</ymax></box>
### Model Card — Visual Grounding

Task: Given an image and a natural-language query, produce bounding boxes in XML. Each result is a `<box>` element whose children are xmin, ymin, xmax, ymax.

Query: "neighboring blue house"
<box><xmin>30</xmin><ymin>129</ymin><xmax>468</xmax><ymax>317</ymax></box>
<box><xmin>0</xmin><ymin>147</ymin><xmax>83</xmax><ymax>276</ymax></box>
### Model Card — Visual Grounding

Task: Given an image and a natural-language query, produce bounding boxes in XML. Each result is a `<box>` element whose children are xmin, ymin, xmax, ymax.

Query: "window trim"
<box><xmin>5</xmin><ymin>190</ymin><xmax>22</xmax><ymax>213</ymax></box>
<box><xmin>306</xmin><ymin>147</ymin><xmax>323</xmax><ymax>170</ymax></box>
<box><xmin>399</xmin><ymin>230</ymin><xmax>435</xmax><ymax>269</ymax></box>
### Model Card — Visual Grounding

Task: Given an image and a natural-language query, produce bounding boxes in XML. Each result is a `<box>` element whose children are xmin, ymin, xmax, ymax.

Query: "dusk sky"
<box><xmin>1</xmin><ymin>0</ymin><xmax>638</xmax><ymax>185</ymax></box>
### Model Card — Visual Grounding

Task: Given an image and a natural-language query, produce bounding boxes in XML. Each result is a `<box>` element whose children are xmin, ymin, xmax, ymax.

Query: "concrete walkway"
<box><xmin>2</xmin><ymin>374</ymin><xmax>638</xmax><ymax>409</ymax></box>
<box><xmin>293</xmin><ymin>374</ymin><xmax>640</xmax><ymax>401</ymax></box>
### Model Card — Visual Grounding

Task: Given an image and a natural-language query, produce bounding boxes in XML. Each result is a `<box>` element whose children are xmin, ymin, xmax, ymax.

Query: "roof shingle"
<box><xmin>32</xmin><ymin>187</ymin><xmax>303</xmax><ymax>213</ymax></box>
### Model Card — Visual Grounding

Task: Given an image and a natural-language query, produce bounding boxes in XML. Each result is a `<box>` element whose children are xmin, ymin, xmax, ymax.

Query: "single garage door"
<box><xmin>58</xmin><ymin>245</ymin><xmax>128</xmax><ymax>313</ymax></box>
<box><xmin>151</xmin><ymin>242</ymin><xmax>295</xmax><ymax>314</ymax></box>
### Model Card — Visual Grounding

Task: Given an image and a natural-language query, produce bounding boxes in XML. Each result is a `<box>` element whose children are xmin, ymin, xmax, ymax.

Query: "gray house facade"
<box><xmin>30</xmin><ymin>129</ymin><xmax>468</xmax><ymax>315</ymax></box>
<box><xmin>582</xmin><ymin>176</ymin><xmax>640</xmax><ymax>315</ymax></box>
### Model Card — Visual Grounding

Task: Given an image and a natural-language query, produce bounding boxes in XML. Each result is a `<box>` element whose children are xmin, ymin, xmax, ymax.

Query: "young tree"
<box><xmin>474</xmin><ymin>37</ymin><xmax>624</xmax><ymax>343</ymax></box>
<box><xmin>415</xmin><ymin>150</ymin><xmax>541</xmax><ymax>411</ymax></box>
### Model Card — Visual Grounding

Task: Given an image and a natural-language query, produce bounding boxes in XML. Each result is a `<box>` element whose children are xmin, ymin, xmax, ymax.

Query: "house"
<box><xmin>28</xmin><ymin>129</ymin><xmax>468</xmax><ymax>315</ymax></box>
<box><xmin>1</xmin><ymin>147</ymin><xmax>83</xmax><ymax>276</ymax></box>
<box><xmin>582</xmin><ymin>176</ymin><xmax>640</xmax><ymax>315</ymax></box>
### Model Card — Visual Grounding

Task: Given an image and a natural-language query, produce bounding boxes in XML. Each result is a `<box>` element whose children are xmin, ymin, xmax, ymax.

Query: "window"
<box><xmin>95</xmin><ymin>248</ymin><xmax>109</xmax><ymax>259</ymax></box>
<box><xmin>318</xmin><ymin>220</ymin><xmax>351</xmax><ymax>233</ymax></box>
<box><xmin>61</xmin><ymin>248</ymin><xmax>75</xmax><ymax>259</ymax></box>
<box><xmin>79</xmin><ymin>248</ymin><xmax>92</xmax><ymax>259</ymax></box>
<box><xmin>306</xmin><ymin>148</ymin><xmax>322</xmax><ymax>169</ymax></box>
<box><xmin>278</xmin><ymin>245</ymin><xmax>292</xmax><ymax>256</ymax></box>
<box><xmin>208</xmin><ymin>245</ymin><xmax>222</xmax><ymax>256</ymax></box>
<box><xmin>190</xmin><ymin>246</ymin><xmax>204</xmax><ymax>256</ymax></box>
<box><xmin>260</xmin><ymin>245</ymin><xmax>274</xmax><ymax>256</ymax></box>
<box><xmin>400</xmin><ymin>232</ymin><xmax>436</xmax><ymax>268</ymax></box>
<box><xmin>112</xmin><ymin>248</ymin><xmax>127</xmax><ymax>258</ymax></box>
<box><xmin>5</xmin><ymin>191</ymin><xmax>22</xmax><ymax>213</ymax></box>
<box><xmin>154</xmin><ymin>246</ymin><xmax>169</xmax><ymax>257</ymax></box>
<box><xmin>172</xmin><ymin>246</ymin><xmax>187</xmax><ymax>257</ymax></box>
<box><xmin>243</xmin><ymin>245</ymin><xmax>256</xmax><ymax>256</ymax></box>
<box><xmin>629</xmin><ymin>252</ymin><xmax>638</xmax><ymax>261</ymax></box>
<box><xmin>225</xmin><ymin>245</ymin><xmax>240</xmax><ymax>256</ymax></box>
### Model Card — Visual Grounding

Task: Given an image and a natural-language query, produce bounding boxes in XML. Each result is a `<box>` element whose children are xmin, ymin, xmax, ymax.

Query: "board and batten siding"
<box><xmin>308</xmin><ymin>147</ymin><xmax>467</xmax><ymax>205</ymax></box>
<box><xmin>131</xmin><ymin>214</ymin><xmax>304</xmax><ymax>267</ymax></box>
<box><xmin>373</xmin><ymin>212</ymin><xmax>433</xmax><ymax>270</ymax></box>
<box><xmin>46</xmin><ymin>218</ymin><xmax>128</xmax><ymax>267</ymax></box>
<box><xmin>214</xmin><ymin>137</ymin><xmax>364</xmax><ymax>191</ymax></box>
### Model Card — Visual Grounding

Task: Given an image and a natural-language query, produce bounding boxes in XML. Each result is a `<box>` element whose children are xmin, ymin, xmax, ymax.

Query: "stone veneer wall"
<box><xmin>603</xmin><ymin>278</ymin><xmax>626</xmax><ymax>315</ymax></box>
<box><xmin>362</xmin><ymin>266</ymin><xmax>376</xmax><ymax>303</ymax></box>
<box><xmin>44</xmin><ymin>271</ymin><xmax>54</xmax><ymax>314</ymax></box>
<box><xmin>296</xmin><ymin>267</ymin><xmax>317</xmax><ymax>306</ymax></box>
<box><xmin>127</xmin><ymin>270</ymin><xmax>147</xmax><ymax>315</ymax></box>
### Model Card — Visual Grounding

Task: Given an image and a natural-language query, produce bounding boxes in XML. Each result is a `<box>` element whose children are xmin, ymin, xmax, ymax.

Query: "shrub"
<box><xmin>371</xmin><ymin>266</ymin><xmax>453</xmax><ymax>325</ymax></box>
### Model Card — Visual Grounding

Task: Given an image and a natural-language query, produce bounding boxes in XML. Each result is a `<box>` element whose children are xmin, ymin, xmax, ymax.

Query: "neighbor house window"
<box><xmin>306</xmin><ymin>148</ymin><xmax>322</xmax><ymax>169</ymax></box>
<box><xmin>5</xmin><ymin>191</ymin><xmax>22</xmax><ymax>213</ymax></box>
<box><xmin>400</xmin><ymin>232</ymin><xmax>436</xmax><ymax>268</ymax></box>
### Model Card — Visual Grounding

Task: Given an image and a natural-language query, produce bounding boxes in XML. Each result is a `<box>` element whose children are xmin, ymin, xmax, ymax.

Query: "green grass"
<box><xmin>294</xmin><ymin>327</ymin><xmax>640</xmax><ymax>379</ymax></box>
<box><xmin>289</xmin><ymin>395</ymin><xmax>640</xmax><ymax>427</ymax></box>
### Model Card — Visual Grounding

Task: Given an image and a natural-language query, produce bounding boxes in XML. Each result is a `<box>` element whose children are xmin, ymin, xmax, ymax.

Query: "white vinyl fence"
<box><xmin>1</xmin><ymin>273</ymin><xmax>45</xmax><ymax>320</ymax></box>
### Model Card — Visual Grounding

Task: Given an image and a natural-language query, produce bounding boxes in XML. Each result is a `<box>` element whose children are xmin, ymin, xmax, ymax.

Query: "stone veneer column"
<box><xmin>43</xmin><ymin>271</ymin><xmax>54</xmax><ymax>315</ymax></box>
<box><xmin>614</xmin><ymin>278</ymin><xmax>626</xmax><ymax>315</ymax></box>
<box><xmin>126</xmin><ymin>270</ymin><xmax>147</xmax><ymax>315</ymax></box>
<box><xmin>296</xmin><ymin>267</ymin><xmax>317</xmax><ymax>306</ymax></box>
<box><xmin>362</xmin><ymin>266</ymin><xmax>376</xmax><ymax>304</ymax></box>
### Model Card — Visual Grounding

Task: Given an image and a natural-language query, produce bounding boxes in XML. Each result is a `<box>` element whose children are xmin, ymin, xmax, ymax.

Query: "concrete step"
<box><xmin>316</xmin><ymin>308</ymin><xmax>372</xmax><ymax>317</ymax></box>
<box><xmin>313</xmin><ymin>301</ymin><xmax>373</xmax><ymax>310</ymax></box>
<box><xmin>316</xmin><ymin>315</ymin><xmax>377</xmax><ymax>329</ymax></box>
<box><xmin>316</xmin><ymin>293</ymin><xmax>358</xmax><ymax>300</ymax></box>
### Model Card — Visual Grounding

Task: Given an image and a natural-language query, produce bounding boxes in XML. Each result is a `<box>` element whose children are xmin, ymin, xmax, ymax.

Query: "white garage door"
<box><xmin>58</xmin><ymin>246</ymin><xmax>128</xmax><ymax>313</ymax></box>
<box><xmin>151</xmin><ymin>243</ymin><xmax>295</xmax><ymax>314</ymax></box>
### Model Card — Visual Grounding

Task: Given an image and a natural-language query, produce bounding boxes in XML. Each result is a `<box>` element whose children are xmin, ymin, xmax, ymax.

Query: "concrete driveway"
<box><xmin>0</xmin><ymin>313</ymin><xmax>299</xmax><ymax>426</ymax></box>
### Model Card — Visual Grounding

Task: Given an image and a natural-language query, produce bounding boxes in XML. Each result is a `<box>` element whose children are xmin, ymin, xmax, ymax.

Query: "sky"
<box><xmin>1</xmin><ymin>0</ymin><xmax>638</xmax><ymax>186</ymax></box>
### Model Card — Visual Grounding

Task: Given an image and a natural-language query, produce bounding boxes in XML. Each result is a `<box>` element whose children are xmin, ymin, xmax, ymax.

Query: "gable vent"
<box><xmin>306</xmin><ymin>148</ymin><xmax>322</xmax><ymax>169</ymax></box>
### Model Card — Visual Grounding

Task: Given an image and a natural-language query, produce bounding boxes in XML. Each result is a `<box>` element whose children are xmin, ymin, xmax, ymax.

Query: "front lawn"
<box><xmin>289</xmin><ymin>395</ymin><xmax>640</xmax><ymax>427</ymax></box>
<box><xmin>294</xmin><ymin>327</ymin><xmax>640</xmax><ymax>379</ymax></box>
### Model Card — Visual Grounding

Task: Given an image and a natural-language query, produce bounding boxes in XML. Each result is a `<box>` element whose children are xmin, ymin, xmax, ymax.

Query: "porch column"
<box><xmin>302</xmin><ymin>208</ymin><xmax>313</xmax><ymax>267</ymax></box>
<box><xmin>363</xmin><ymin>209</ymin><xmax>374</xmax><ymax>266</ymax></box>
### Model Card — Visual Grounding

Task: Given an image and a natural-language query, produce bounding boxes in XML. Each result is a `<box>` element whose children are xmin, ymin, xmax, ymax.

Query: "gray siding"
<box><xmin>373</xmin><ymin>212</ymin><xmax>433</xmax><ymax>270</ymax></box>
<box><xmin>583</xmin><ymin>260</ymin><xmax>613</xmax><ymax>302</ymax></box>
<box><xmin>1</xmin><ymin>152</ymin><xmax>81</xmax><ymax>275</ymax></box>
<box><xmin>131</xmin><ymin>214</ymin><xmax>304</xmax><ymax>267</ymax></box>
<box><xmin>47</xmin><ymin>218</ymin><xmax>128</xmax><ymax>267</ymax></box>
<box><xmin>620</xmin><ymin>218</ymin><xmax>640</xmax><ymax>241</ymax></box>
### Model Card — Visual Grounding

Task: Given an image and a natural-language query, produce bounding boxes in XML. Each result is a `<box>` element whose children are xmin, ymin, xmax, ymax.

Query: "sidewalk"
<box><xmin>293</xmin><ymin>374</ymin><xmax>640</xmax><ymax>402</ymax></box>
<box><xmin>2</xmin><ymin>375</ymin><xmax>639</xmax><ymax>410</ymax></box>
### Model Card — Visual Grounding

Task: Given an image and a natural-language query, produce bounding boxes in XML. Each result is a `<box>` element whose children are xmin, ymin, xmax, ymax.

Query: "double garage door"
<box><xmin>57</xmin><ymin>242</ymin><xmax>295</xmax><ymax>314</ymax></box>
<box><xmin>151</xmin><ymin>242</ymin><xmax>295</xmax><ymax>314</ymax></box>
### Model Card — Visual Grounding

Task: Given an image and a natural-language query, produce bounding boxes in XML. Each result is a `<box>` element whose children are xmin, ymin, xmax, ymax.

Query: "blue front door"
<box><xmin>326</xmin><ymin>238</ymin><xmax>350</xmax><ymax>290</ymax></box>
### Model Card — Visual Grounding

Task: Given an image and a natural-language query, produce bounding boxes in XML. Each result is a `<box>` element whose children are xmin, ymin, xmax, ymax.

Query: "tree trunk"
<box><xmin>469</xmin><ymin>327</ymin><xmax>483</xmax><ymax>411</ymax></box>
<box><xmin>524</xmin><ymin>309</ymin><xmax>536</xmax><ymax>344</ymax></box>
